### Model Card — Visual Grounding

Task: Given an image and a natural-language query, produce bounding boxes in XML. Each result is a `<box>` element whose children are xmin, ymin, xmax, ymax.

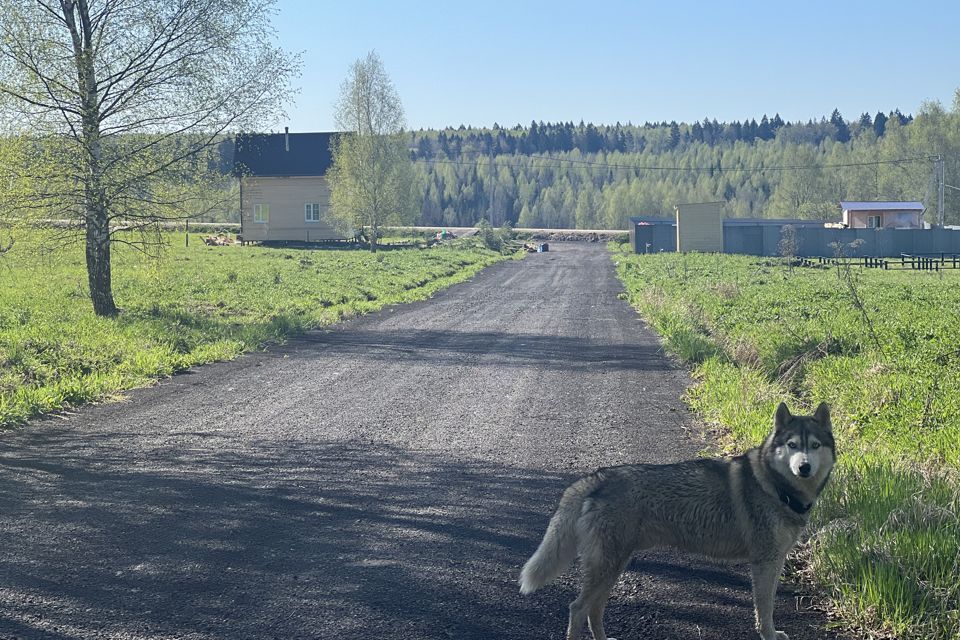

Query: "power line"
<box><xmin>413</xmin><ymin>153</ymin><xmax>937</xmax><ymax>175</ymax></box>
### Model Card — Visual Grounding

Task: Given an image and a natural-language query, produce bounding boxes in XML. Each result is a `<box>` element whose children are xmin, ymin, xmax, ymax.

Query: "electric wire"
<box><xmin>413</xmin><ymin>153</ymin><xmax>937</xmax><ymax>174</ymax></box>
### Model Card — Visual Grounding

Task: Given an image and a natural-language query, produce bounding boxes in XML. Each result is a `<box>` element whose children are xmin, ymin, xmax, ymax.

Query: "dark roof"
<box><xmin>629</xmin><ymin>216</ymin><xmax>674</xmax><ymax>225</ymax></box>
<box><xmin>233</xmin><ymin>131</ymin><xmax>338</xmax><ymax>177</ymax></box>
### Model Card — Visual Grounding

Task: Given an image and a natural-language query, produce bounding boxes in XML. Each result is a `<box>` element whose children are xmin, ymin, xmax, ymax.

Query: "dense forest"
<box><xmin>9</xmin><ymin>100</ymin><xmax>956</xmax><ymax>230</ymax></box>
<box><xmin>407</xmin><ymin>96</ymin><xmax>960</xmax><ymax>229</ymax></box>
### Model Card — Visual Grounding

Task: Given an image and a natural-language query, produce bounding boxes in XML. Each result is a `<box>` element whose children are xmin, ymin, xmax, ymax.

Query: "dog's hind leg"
<box><xmin>586</xmin><ymin>596</ymin><xmax>612</xmax><ymax>640</ymax></box>
<box><xmin>750</xmin><ymin>558</ymin><xmax>789</xmax><ymax>640</ymax></box>
<box><xmin>566</xmin><ymin>548</ymin><xmax>631</xmax><ymax>640</ymax></box>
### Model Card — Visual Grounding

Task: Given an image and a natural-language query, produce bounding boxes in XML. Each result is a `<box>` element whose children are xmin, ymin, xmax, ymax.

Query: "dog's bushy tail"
<box><xmin>519</xmin><ymin>482</ymin><xmax>589</xmax><ymax>594</ymax></box>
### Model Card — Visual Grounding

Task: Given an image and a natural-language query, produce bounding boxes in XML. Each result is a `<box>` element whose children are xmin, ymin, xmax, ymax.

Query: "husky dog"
<box><xmin>520</xmin><ymin>402</ymin><xmax>835</xmax><ymax>640</ymax></box>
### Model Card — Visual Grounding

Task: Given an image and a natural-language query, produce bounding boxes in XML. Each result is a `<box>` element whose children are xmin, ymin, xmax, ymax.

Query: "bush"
<box><xmin>476</xmin><ymin>219</ymin><xmax>518</xmax><ymax>254</ymax></box>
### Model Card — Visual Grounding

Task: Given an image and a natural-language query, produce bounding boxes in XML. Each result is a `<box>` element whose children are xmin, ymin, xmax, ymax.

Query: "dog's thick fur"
<box><xmin>519</xmin><ymin>403</ymin><xmax>835</xmax><ymax>640</ymax></box>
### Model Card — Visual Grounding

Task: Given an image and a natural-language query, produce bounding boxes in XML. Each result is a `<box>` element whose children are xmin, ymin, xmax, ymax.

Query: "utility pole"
<box><xmin>936</xmin><ymin>155</ymin><xmax>945</xmax><ymax>227</ymax></box>
<box><xmin>944</xmin><ymin>181</ymin><xmax>960</xmax><ymax>226</ymax></box>
<box><xmin>488</xmin><ymin>145</ymin><xmax>495</xmax><ymax>226</ymax></box>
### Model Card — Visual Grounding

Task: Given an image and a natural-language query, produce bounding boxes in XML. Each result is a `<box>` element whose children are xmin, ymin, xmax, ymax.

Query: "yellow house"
<box><xmin>234</xmin><ymin>129</ymin><xmax>347</xmax><ymax>243</ymax></box>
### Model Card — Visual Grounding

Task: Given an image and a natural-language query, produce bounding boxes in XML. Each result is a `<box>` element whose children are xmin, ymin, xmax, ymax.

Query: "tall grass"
<box><xmin>0</xmin><ymin>231</ymin><xmax>511</xmax><ymax>426</ymax></box>
<box><xmin>612</xmin><ymin>244</ymin><xmax>960</xmax><ymax>640</ymax></box>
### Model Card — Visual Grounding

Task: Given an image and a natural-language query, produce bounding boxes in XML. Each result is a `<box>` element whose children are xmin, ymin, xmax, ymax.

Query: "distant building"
<box><xmin>234</xmin><ymin>129</ymin><xmax>346</xmax><ymax>243</ymax></box>
<box><xmin>628</xmin><ymin>205</ymin><xmax>960</xmax><ymax>257</ymax></box>
<box><xmin>840</xmin><ymin>201</ymin><xmax>925</xmax><ymax>229</ymax></box>
<box><xmin>674</xmin><ymin>202</ymin><xmax>723</xmax><ymax>252</ymax></box>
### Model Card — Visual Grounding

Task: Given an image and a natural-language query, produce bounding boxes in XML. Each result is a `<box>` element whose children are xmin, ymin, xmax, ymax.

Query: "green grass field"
<box><xmin>0</xmin><ymin>231</ymin><xmax>512</xmax><ymax>427</ymax></box>
<box><xmin>612</xmin><ymin>245</ymin><xmax>960</xmax><ymax>640</ymax></box>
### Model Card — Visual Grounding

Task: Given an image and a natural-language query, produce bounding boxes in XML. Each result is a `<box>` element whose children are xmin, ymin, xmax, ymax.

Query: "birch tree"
<box><xmin>0</xmin><ymin>0</ymin><xmax>298</xmax><ymax>315</ymax></box>
<box><xmin>328</xmin><ymin>51</ymin><xmax>417</xmax><ymax>252</ymax></box>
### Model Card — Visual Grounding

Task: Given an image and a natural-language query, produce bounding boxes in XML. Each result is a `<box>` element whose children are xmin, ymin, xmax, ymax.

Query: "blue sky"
<box><xmin>272</xmin><ymin>0</ymin><xmax>960</xmax><ymax>132</ymax></box>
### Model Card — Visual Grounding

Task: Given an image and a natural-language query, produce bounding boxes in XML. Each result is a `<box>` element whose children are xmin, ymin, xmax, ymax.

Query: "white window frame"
<box><xmin>253</xmin><ymin>203</ymin><xmax>269</xmax><ymax>223</ymax></box>
<box><xmin>867</xmin><ymin>215</ymin><xmax>881</xmax><ymax>228</ymax></box>
<box><xmin>305</xmin><ymin>202</ymin><xmax>321</xmax><ymax>223</ymax></box>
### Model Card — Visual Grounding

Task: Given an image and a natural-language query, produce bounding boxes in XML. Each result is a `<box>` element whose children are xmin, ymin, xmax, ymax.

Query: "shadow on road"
<box><xmin>0</xmin><ymin>431</ymin><xmax>811</xmax><ymax>640</ymax></box>
<box><xmin>281</xmin><ymin>328</ymin><xmax>675</xmax><ymax>373</ymax></box>
<box><xmin>0</xmin><ymin>433</ymin><xmax>561</xmax><ymax>638</ymax></box>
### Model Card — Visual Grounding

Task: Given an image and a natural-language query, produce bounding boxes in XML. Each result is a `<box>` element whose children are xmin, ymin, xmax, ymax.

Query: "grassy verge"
<box><xmin>611</xmin><ymin>243</ymin><xmax>960</xmax><ymax>640</ymax></box>
<box><xmin>0</xmin><ymin>231</ymin><xmax>514</xmax><ymax>427</ymax></box>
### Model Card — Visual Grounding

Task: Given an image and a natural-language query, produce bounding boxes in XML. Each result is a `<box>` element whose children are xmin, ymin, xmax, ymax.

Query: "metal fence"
<box><xmin>632</xmin><ymin>222</ymin><xmax>960</xmax><ymax>258</ymax></box>
<box><xmin>816</xmin><ymin>254</ymin><xmax>960</xmax><ymax>271</ymax></box>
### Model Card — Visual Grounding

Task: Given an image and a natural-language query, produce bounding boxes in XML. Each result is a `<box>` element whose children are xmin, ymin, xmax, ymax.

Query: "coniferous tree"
<box><xmin>525</xmin><ymin>121</ymin><xmax>539</xmax><ymax>153</ymax></box>
<box><xmin>874</xmin><ymin>111</ymin><xmax>888</xmax><ymax>136</ymax></box>
<box><xmin>830</xmin><ymin>109</ymin><xmax>851</xmax><ymax>142</ymax></box>
<box><xmin>758</xmin><ymin>115</ymin><xmax>774</xmax><ymax>140</ymax></box>
<box><xmin>691</xmin><ymin>121</ymin><xmax>704</xmax><ymax>142</ymax></box>
<box><xmin>701</xmin><ymin>119</ymin><xmax>715</xmax><ymax>144</ymax></box>
<box><xmin>728</xmin><ymin>120</ymin><xmax>743</xmax><ymax>142</ymax></box>
<box><xmin>584</xmin><ymin>124</ymin><xmax>603</xmax><ymax>153</ymax></box>
<box><xmin>416</xmin><ymin>137</ymin><xmax>433</xmax><ymax>159</ymax></box>
<box><xmin>668</xmin><ymin>121</ymin><xmax>681</xmax><ymax>149</ymax></box>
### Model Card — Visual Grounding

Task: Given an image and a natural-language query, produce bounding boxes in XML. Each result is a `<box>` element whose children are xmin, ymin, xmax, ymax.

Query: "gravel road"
<box><xmin>0</xmin><ymin>243</ymin><xmax>834</xmax><ymax>640</ymax></box>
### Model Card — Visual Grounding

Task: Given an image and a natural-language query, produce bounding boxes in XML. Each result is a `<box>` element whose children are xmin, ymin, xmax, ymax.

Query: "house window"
<box><xmin>867</xmin><ymin>215</ymin><xmax>881</xmax><ymax>228</ymax></box>
<box><xmin>254</xmin><ymin>203</ymin><xmax>269</xmax><ymax>223</ymax></box>
<box><xmin>305</xmin><ymin>203</ymin><xmax>321</xmax><ymax>223</ymax></box>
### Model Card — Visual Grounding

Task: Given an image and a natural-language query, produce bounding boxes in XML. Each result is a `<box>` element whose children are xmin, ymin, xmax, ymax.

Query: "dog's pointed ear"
<box><xmin>814</xmin><ymin>402</ymin><xmax>832</xmax><ymax>429</ymax></box>
<box><xmin>774</xmin><ymin>402</ymin><xmax>791</xmax><ymax>430</ymax></box>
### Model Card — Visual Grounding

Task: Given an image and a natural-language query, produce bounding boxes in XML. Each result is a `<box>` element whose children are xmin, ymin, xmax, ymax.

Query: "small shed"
<box><xmin>628</xmin><ymin>216</ymin><xmax>676</xmax><ymax>253</ymax></box>
<box><xmin>675</xmin><ymin>202</ymin><xmax>723</xmax><ymax>252</ymax></box>
<box><xmin>840</xmin><ymin>201</ymin><xmax>925</xmax><ymax>229</ymax></box>
<box><xmin>234</xmin><ymin>129</ymin><xmax>346</xmax><ymax>243</ymax></box>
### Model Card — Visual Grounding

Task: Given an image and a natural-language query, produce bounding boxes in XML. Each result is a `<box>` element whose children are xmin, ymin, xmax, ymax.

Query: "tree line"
<box><xmin>414</xmin><ymin>110</ymin><xmax>912</xmax><ymax>159</ymax></box>
<box><xmin>407</xmin><ymin>102</ymin><xmax>959</xmax><ymax>229</ymax></box>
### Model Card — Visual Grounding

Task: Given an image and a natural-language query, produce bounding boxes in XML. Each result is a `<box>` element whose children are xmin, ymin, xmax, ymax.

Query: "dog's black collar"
<box><xmin>777</xmin><ymin>487</ymin><xmax>812</xmax><ymax>515</ymax></box>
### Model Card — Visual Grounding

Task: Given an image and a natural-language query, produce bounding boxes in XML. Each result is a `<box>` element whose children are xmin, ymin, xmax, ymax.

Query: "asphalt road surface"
<box><xmin>0</xmin><ymin>243</ymin><xmax>835</xmax><ymax>640</ymax></box>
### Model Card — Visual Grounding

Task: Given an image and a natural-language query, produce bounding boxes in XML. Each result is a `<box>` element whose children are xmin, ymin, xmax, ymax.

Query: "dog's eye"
<box><xmin>787</xmin><ymin>442</ymin><xmax>797</xmax><ymax>449</ymax></box>
<box><xmin>811</xmin><ymin>442</ymin><xmax>820</xmax><ymax>449</ymax></box>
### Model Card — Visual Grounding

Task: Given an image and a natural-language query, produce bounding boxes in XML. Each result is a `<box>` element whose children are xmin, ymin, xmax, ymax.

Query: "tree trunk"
<box><xmin>81</xmin><ymin>113</ymin><xmax>118</xmax><ymax>317</ymax></box>
<box><xmin>85</xmin><ymin>209</ymin><xmax>117</xmax><ymax>316</ymax></box>
<box><xmin>65</xmin><ymin>0</ymin><xmax>118</xmax><ymax>316</ymax></box>
<box><xmin>369</xmin><ymin>222</ymin><xmax>378</xmax><ymax>253</ymax></box>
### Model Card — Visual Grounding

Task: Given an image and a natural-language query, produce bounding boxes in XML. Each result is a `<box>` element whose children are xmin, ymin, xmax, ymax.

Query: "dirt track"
<box><xmin>0</xmin><ymin>243</ymin><xmax>834</xmax><ymax>640</ymax></box>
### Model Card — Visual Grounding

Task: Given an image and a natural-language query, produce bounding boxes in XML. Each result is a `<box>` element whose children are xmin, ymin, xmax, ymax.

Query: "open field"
<box><xmin>0</xmin><ymin>231</ymin><xmax>511</xmax><ymax>427</ymax></box>
<box><xmin>612</xmin><ymin>245</ymin><xmax>960</xmax><ymax>640</ymax></box>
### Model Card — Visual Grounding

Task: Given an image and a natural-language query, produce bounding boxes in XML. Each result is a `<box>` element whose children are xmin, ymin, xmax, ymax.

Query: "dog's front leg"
<box><xmin>750</xmin><ymin>560</ymin><xmax>788</xmax><ymax>640</ymax></box>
